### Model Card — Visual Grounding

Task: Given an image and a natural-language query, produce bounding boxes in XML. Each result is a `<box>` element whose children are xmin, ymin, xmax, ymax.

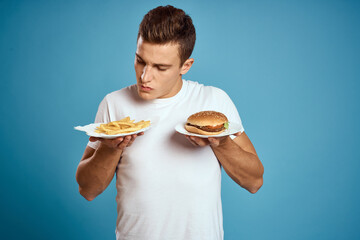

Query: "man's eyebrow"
<box><xmin>154</xmin><ymin>63</ymin><xmax>172</xmax><ymax>67</ymax></box>
<box><xmin>135</xmin><ymin>53</ymin><xmax>172</xmax><ymax>67</ymax></box>
<box><xmin>135</xmin><ymin>53</ymin><xmax>144</xmax><ymax>61</ymax></box>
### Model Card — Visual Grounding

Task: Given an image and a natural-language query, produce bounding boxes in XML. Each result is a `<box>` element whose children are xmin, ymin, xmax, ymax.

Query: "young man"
<box><xmin>76</xmin><ymin>5</ymin><xmax>263</xmax><ymax>240</ymax></box>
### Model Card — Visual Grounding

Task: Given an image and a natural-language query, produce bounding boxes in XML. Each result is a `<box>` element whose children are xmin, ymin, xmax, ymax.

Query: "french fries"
<box><xmin>95</xmin><ymin>117</ymin><xmax>151</xmax><ymax>135</ymax></box>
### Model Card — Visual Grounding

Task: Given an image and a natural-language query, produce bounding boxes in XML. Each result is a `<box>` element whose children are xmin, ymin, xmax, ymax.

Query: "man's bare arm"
<box><xmin>186</xmin><ymin>132</ymin><xmax>264</xmax><ymax>193</ymax></box>
<box><xmin>76</xmin><ymin>133</ymin><xmax>143</xmax><ymax>201</ymax></box>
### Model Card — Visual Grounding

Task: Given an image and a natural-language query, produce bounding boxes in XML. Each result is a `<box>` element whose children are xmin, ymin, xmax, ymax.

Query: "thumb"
<box><xmin>208</xmin><ymin>137</ymin><xmax>220</xmax><ymax>147</ymax></box>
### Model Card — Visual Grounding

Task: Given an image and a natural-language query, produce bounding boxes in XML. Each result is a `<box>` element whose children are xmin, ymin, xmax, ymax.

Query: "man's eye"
<box><xmin>157</xmin><ymin>67</ymin><xmax>167</xmax><ymax>71</ymax></box>
<box><xmin>136</xmin><ymin>58</ymin><xmax>145</xmax><ymax>64</ymax></box>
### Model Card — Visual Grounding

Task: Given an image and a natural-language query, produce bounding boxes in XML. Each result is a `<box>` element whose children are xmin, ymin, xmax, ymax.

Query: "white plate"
<box><xmin>175</xmin><ymin>122</ymin><xmax>243</xmax><ymax>138</ymax></box>
<box><xmin>74</xmin><ymin>122</ymin><xmax>151</xmax><ymax>139</ymax></box>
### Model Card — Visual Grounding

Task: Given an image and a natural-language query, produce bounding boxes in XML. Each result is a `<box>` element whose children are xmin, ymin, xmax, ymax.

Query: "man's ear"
<box><xmin>180</xmin><ymin>58</ymin><xmax>194</xmax><ymax>75</ymax></box>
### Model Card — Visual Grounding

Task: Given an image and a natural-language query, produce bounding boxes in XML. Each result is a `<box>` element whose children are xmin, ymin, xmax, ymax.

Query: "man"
<box><xmin>76</xmin><ymin>5</ymin><xmax>263</xmax><ymax>240</ymax></box>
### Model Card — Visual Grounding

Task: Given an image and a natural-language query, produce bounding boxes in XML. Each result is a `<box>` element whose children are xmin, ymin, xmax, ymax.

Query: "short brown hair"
<box><xmin>137</xmin><ymin>5</ymin><xmax>196</xmax><ymax>66</ymax></box>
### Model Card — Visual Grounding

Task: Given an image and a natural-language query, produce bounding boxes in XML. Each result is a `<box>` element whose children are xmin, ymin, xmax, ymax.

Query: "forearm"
<box><xmin>211</xmin><ymin>137</ymin><xmax>264</xmax><ymax>193</ymax></box>
<box><xmin>76</xmin><ymin>144</ymin><xmax>122</xmax><ymax>200</ymax></box>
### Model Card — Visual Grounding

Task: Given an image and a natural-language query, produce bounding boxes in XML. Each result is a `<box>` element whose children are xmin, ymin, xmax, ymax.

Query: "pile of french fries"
<box><xmin>95</xmin><ymin>117</ymin><xmax>150</xmax><ymax>135</ymax></box>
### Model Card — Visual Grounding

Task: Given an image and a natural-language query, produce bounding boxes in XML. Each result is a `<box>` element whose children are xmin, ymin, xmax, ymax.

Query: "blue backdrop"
<box><xmin>1</xmin><ymin>0</ymin><xmax>359</xmax><ymax>239</ymax></box>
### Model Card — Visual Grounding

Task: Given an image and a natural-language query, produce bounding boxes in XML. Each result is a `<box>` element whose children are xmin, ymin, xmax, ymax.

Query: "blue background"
<box><xmin>1</xmin><ymin>0</ymin><xmax>359</xmax><ymax>239</ymax></box>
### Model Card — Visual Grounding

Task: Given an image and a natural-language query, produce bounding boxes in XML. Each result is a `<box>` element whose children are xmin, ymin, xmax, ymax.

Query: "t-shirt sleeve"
<box><xmin>214</xmin><ymin>88</ymin><xmax>244</xmax><ymax>139</ymax></box>
<box><xmin>87</xmin><ymin>96</ymin><xmax>110</xmax><ymax>150</ymax></box>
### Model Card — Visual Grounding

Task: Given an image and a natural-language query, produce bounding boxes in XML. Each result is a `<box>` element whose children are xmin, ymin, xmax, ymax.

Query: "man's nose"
<box><xmin>141</xmin><ymin>65</ymin><xmax>152</xmax><ymax>83</ymax></box>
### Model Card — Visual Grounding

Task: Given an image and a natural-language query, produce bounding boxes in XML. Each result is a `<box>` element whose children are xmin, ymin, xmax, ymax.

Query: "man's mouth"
<box><xmin>140</xmin><ymin>85</ymin><xmax>153</xmax><ymax>91</ymax></box>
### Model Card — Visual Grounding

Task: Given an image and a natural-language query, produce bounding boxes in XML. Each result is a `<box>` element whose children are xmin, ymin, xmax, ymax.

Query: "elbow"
<box><xmin>248</xmin><ymin>177</ymin><xmax>263</xmax><ymax>194</ymax></box>
<box><xmin>249</xmin><ymin>164</ymin><xmax>264</xmax><ymax>194</ymax></box>
<box><xmin>79</xmin><ymin>187</ymin><xmax>98</xmax><ymax>201</ymax></box>
<box><xmin>76</xmin><ymin>172</ymin><xmax>100</xmax><ymax>201</ymax></box>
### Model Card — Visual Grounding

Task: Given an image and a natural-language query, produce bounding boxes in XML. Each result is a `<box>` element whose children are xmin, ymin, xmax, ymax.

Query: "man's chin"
<box><xmin>137</xmin><ymin>90</ymin><xmax>156</xmax><ymax>100</ymax></box>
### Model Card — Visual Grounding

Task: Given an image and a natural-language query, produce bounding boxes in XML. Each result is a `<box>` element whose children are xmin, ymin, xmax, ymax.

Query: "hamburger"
<box><xmin>185</xmin><ymin>111</ymin><xmax>229</xmax><ymax>135</ymax></box>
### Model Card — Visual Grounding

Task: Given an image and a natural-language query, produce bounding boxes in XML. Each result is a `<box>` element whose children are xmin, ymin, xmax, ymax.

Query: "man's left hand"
<box><xmin>185</xmin><ymin>132</ymin><xmax>242</xmax><ymax>148</ymax></box>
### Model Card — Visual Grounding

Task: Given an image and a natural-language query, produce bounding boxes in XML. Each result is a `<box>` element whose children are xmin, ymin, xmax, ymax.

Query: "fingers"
<box><xmin>90</xmin><ymin>133</ymin><xmax>143</xmax><ymax>150</ymax></box>
<box><xmin>184</xmin><ymin>135</ymin><xmax>227</xmax><ymax>148</ymax></box>
<box><xmin>116</xmin><ymin>135</ymin><xmax>132</xmax><ymax>149</ymax></box>
<box><xmin>186</xmin><ymin>136</ymin><xmax>209</xmax><ymax>147</ymax></box>
<box><xmin>126</xmin><ymin>134</ymin><xmax>138</xmax><ymax>147</ymax></box>
<box><xmin>102</xmin><ymin>137</ymin><xmax>123</xmax><ymax>149</ymax></box>
<box><xmin>185</xmin><ymin>136</ymin><xmax>197</xmax><ymax>146</ymax></box>
<box><xmin>208</xmin><ymin>137</ymin><xmax>220</xmax><ymax>147</ymax></box>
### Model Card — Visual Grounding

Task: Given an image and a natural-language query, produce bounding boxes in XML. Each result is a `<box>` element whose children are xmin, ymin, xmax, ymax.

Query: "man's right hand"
<box><xmin>89</xmin><ymin>132</ymin><xmax>144</xmax><ymax>151</ymax></box>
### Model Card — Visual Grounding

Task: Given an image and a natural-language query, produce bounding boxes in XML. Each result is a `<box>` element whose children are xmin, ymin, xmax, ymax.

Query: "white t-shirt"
<box><xmin>88</xmin><ymin>80</ymin><xmax>244</xmax><ymax>240</ymax></box>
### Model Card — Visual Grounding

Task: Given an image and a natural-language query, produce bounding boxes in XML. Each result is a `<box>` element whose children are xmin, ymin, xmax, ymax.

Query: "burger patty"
<box><xmin>186</xmin><ymin>123</ymin><xmax>225</xmax><ymax>132</ymax></box>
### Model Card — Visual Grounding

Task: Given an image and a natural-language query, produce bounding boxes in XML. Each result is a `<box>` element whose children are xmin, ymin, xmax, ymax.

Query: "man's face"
<box><xmin>134</xmin><ymin>37</ymin><xmax>187</xmax><ymax>100</ymax></box>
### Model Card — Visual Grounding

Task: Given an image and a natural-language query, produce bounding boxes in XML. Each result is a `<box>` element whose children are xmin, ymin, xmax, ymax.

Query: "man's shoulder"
<box><xmin>185</xmin><ymin>80</ymin><xmax>229</xmax><ymax>98</ymax></box>
<box><xmin>104</xmin><ymin>84</ymin><xmax>137</xmax><ymax>102</ymax></box>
